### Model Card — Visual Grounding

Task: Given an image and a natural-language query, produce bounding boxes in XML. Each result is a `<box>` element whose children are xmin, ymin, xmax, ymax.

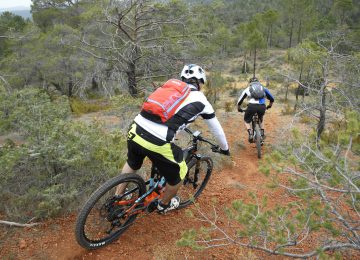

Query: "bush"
<box><xmin>226</xmin><ymin>76</ymin><xmax>236</xmax><ymax>83</ymax></box>
<box><xmin>224</xmin><ymin>101</ymin><xmax>234</xmax><ymax>112</ymax></box>
<box><xmin>70</xmin><ymin>97</ymin><xmax>110</xmax><ymax>115</ymax></box>
<box><xmin>281</xmin><ymin>103</ymin><xmax>295</xmax><ymax>115</ymax></box>
<box><xmin>299</xmin><ymin>114</ymin><xmax>312</xmax><ymax>124</ymax></box>
<box><xmin>0</xmin><ymin>88</ymin><xmax>128</xmax><ymax>220</ymax></box>
<box><xmin>109</xmin><ymin>95</ymin><xmax>143</xmax><ymax>130</ymax></box>
<box><xmin>228</xmin><ymin>87</ymin><xmax>240</xmax><ymax>97</ymax></box>
<box><xmin>0</xmin><ymin>88</ymin><xmax>70</xmax><ymax>135</ymax></box>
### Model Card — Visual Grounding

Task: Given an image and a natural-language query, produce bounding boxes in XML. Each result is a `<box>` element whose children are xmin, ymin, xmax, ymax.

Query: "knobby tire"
<box><xmin>177</xmin><ymin>156</ymin><xmax>213</xmax><ymax>209</ymax></box>
<box><xmin>75</xmin><ymin>173</ymin><xmax>146</xmax><ymax>250</ymax></box>
<box><xmin>255</xmin><ymin>124</ymin><xmax>262</xmax><ymax>159</ymax></box>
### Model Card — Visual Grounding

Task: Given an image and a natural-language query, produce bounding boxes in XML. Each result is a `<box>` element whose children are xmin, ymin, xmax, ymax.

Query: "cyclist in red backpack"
<box><xmin>117</xmin><ymin>64</ymin><xmax>230</xmax><ymax>214</ymax></box>
<box><xmin>237</xmin><ymin>77</ymin><xmax>275</xmax><ymax>143</ymax></box>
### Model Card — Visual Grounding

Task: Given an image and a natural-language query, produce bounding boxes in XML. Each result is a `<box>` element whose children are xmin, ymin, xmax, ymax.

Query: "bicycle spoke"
<box><xmin>82</xmin><ymin>180</ymin><xmax>141</xmax><ymax>243</ymax></box>
<box><xmin>177</xmin><ymin>157</ymin><xmax>212</xmax><ymax>209</ymax></box>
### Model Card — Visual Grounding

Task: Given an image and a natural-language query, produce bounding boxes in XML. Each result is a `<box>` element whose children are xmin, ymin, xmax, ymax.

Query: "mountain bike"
<box><xmin>239</xmin><ymin>108</ymin><xmax>264</xmax><ymax>159</ymax></box>
<box><xmin>75</xmin><ymin>128</ymin><xmax>223</xmax><ymax>250</ymax></box>
<box><xmin>251</xmin><ymin>112</ymin><xmax>263</xmax><ymax>159</ymax></box>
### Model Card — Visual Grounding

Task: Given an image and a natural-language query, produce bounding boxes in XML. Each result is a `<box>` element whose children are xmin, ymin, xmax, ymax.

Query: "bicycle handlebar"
<box><xmin>184</xmin><ymin>128</ymin><xmax>223</xmax><ymax>154</ymax></box>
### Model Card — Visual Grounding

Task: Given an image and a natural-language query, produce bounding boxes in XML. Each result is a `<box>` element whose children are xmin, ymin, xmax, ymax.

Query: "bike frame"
<box><xmin>113</xmin><ymin>128</ymin><xmax>218</xmax><ymax>219</ymax></box>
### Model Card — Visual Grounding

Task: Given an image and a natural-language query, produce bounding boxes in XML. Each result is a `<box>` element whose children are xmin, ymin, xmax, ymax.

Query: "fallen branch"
<box><xmin>0</xmin><ymin>220</ymin><xmax>40</xmax><ymax>228</ymax></box>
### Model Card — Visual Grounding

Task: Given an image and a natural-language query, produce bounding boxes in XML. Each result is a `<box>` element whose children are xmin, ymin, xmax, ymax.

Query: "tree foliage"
<box><xmin>0</xmin><ymin>12</ymin><xmax>27</xmax><ymax>57</ymax></box>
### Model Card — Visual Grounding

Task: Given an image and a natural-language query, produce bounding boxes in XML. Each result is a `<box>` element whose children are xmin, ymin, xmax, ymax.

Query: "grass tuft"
<box><xmin>70</xmin><ymin>98</ymin><xmax>110</xmax><ymax>115</ymax></box>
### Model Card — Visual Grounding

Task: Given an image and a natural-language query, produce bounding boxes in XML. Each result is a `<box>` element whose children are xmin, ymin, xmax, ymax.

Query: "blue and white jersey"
<box><xmin>237</xmin><ymin>86</ymin><xmax>275</xmax><ymax>106</ymax></box>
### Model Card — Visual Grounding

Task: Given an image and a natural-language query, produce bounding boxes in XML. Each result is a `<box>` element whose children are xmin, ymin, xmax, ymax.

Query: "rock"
<box><xmin>19</xmin><ymin>239</ymin><xmax>27</xmax><ymax>249</ymax></box>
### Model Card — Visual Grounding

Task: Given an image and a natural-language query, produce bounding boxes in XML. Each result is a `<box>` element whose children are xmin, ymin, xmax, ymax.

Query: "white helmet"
<box><xmin>180</xmin><ymin>64</ymin><xmax>207</xmax><ymax>84</ymax></box>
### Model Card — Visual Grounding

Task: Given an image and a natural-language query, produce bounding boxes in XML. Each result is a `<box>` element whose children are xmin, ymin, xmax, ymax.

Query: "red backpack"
<box><xmin>141</xmin><ymin>79</ymin><xmax>190</xmax><ymax>123</ymax></box>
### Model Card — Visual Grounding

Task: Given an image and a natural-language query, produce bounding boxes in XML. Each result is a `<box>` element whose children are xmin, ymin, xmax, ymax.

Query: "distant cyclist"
<box><xmin>237</xmin><ymin>77</ymin><xmax>274</xmax><ymax>142</ymax></box>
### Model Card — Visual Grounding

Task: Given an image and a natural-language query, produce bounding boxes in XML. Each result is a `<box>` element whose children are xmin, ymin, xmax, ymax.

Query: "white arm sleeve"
<box><xmin>204</xmin><ymin>117</ymin><xmax>229</xmax><ymax>150</ymax></box>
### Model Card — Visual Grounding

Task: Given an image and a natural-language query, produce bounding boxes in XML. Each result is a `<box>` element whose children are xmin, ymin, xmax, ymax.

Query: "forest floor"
<box><xmin>0</xmin><ymin>104</ymin><xmax>358</xmax><ymax>259</ymax></box>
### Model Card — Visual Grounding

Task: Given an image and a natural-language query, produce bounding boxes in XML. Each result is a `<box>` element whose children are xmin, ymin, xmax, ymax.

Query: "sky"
<box><xmin>0</xmin><ymin>0</ymin><xmax>32</xmax><ymax>9</ymax></box>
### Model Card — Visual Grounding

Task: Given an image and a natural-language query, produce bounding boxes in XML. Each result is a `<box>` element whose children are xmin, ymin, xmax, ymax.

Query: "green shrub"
<box><xmin>281</xmin><ymin>103</ymin><xmax>295</xmax><ymax>115</ymax></box>
<box><xmin>0</xmin><ymin>88</ymin><xmax>70</xmax><ymax>134</ymax></box>
<box><xmin>109</xmin><ymin>95</ymin><xmax>143</xmax><ymax>130</ymax></box>
<box><xmin>224</xmin><ymin>101</ymin><xmax>234</xmax><ymax>112</ymax></box>
<box><xmin>0</xmin><ymin>88</ymin><xmax>128</xmax><ymax>220</ymax></box>
<box><xmin>226</xmin><ymin>76</ymin><xmax>236</xmax><ymax>82</ymax></box>
<box><xmin>228</xmin><ymin>87</ymin><xmax>239</xmax><ymax>97</ymax></box>
<box><xmin>299</xmin><ymin>114</ymin><xmax>312</xmax><ymax>124</ymax></box>
<box><xmin>70</xmin><ymin>97</ymin><xmax>110</xmax><ymax>115</ymax></box>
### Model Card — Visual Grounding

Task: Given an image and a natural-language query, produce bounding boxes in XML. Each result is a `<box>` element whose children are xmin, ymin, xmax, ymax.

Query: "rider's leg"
<box><xmin>148</xmin><ymin>144</ymin><xmax>186</xmax><ymax>213</ymax></box>
<box><xmin>244</xmin><ymin>106</ymin><xmax>254</xmax><ymax>142</ymax></box>
<box><xmin>115</xmin><ymin>128</ymin><xmax>145</xmax><ymax>195</ymax></box>
<box><xmin>122</xmin><ymin>162</ymin><xmax>137</xmax><ymax>174</ymax></box>
<box><xmin>161</xmin><ymin>181</ymin><xmax>182</xmax><ymax>204</ymax></box>
<box><xmin>245</xmin><ymin>121</ymin><xmax>253</xmax><ymax>141</ymax></box>
<box><xmin>115</xmin><ymin>162</ymin><xmax>137</xmax><ymax>195</ymax></box>
<box><xmin>260</xmin><ymin>120</ymin><xmax>265</xmax><ymax>138</ymax></box>
<box><xmin>258</xmin><ymin>105</ymin><xmax>266</xmax><ymax>138</ymax></box>
<box><xmin>244</xmin><ymin>121</ymin><xmax>251</xmax><ymax>131</ymax></box>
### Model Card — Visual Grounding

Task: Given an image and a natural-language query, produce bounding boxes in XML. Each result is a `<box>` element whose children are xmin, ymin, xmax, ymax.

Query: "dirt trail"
<box><xmin>1</xmin><ymin>108</ymin><xmax>287</xmax><ymax>259</ymax></box>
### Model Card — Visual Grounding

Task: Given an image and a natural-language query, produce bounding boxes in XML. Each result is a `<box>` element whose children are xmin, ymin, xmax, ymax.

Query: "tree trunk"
<box><xmin>253</xmin><ymin>47</ymin><xmax>257</xmax><ymax>78</ymax></box>
<box><xmin>91</xmin><ymin>77</ymin><xmax>98</xmax><ymax>91</ymax></box>
<box><xmin>288</xmin><ymin>19</ymin><xmax>294</xmax><ymax>48</ymax></box>
<box><xmin>297</xmin><ymin>19</ymin><xmax>302</xmax><ymax>44</ymax></box>
<box><xmin>242</xmin><ymin>53</ymin><xmax>248</xmax><ymax>74</ymax></box>
<box><xmin>303</xmin><ymin>69</ymin><xmax>311</xmax><ymax>101</ymax></box>
<box><xmin>317</xmin><ymin>83</ymin><xmax>326</xmax><ymax>140</ymax></box>
<box><xmin>127</xmin><ymin>62</ymin><xmax>138</xmax><ymax>97</ymax></box>
<box><xmin>68</xmin><ymin>79</ymin><xmax>73</xmax><ymax>97</ymax></box>
<box><xmin>294</xmin><ymin>62</ymin><xmax>304</xmax><ymax>111</ymax></box>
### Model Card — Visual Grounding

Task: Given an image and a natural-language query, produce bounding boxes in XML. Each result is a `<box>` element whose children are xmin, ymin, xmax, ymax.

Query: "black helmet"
<box><xmin>249</xmin><ymin>77</ymin><xmax>259</xmax><ymax>83</ymax></box>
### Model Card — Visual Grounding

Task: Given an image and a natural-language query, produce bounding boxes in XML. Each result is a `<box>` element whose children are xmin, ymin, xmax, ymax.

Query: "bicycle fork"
<box><xmin>184</xmin><ymin>157</ymin><xmax>201</xmax><ymax>189</ymax></box>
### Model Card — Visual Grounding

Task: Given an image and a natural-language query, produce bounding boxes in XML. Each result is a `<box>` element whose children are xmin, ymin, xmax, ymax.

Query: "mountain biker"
<box><xmin>237</xmin><ymin>77</ymin><xmax>274</xmax><ymax>142</ymax></box>
<box><xmin>117</xmin><ymin>64</ymin><xmax>230</xmax><ymax>214</ymax></box>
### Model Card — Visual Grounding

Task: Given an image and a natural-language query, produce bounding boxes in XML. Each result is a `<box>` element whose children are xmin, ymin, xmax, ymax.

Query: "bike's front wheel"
<box><xmin>75</xmin><ymin>173</ymin><xmax>146</xmax><ymax>249</ymax></box>
<box><xmin>177</xmin><ymin>156</ymin><xmax>213</xmax><ymax>209</ymax></box>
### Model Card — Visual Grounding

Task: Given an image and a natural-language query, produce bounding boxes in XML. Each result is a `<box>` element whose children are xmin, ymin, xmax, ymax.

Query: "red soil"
<box><xmin>0</xmin><ymin>108</ymin><xmax>357</xmax><ymax>259</ymax></box>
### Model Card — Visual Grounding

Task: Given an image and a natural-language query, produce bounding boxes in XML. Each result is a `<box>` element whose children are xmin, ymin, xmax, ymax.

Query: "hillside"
<box><xmin>0</xmin><ymin>0</ymin><xmax>359</xmax><ymax>258</ymax></box>
<box><xmin>0</xmin><ymin>7</ymin><xmax>31</xmax><ymax>19</ymax></box>
<box><xmin>1</xmin><ymin>100</ymin><xmax>358</xmax><ymax>259</ymax></box>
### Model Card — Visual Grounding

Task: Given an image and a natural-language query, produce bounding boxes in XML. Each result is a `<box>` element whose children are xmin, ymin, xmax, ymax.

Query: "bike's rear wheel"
<box><xmin>255</xmin><ymin>124</ymin><xmax>262</xmax><ymax>159</ymax></box>
<box><xmin>177</xmin><ymin>156</ymin><xmax>213</xmax><ymax>209</ymax></box>
<box><xmin>75</xmin><ymin>173</ymin><xmax>146</xmax><ymax>249</ymax></box>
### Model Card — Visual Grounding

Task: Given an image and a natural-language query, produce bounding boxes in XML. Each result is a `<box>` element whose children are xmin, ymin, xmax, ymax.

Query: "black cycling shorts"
<box><xmin>126</xmin><ymin>123</ymin><xmax>187</xmax><ymax>186</ymax></box>
<box><xmin>244</xmin><ymin>103</ymin><xmax>266</xmax><ymax>123</ymax></box>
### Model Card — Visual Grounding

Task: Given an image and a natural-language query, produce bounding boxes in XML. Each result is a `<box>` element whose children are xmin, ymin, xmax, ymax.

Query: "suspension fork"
<box><xmin>184</xmin><ymin>154</ymin><xmax>201</xmax><ymax>188</ymax></box>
